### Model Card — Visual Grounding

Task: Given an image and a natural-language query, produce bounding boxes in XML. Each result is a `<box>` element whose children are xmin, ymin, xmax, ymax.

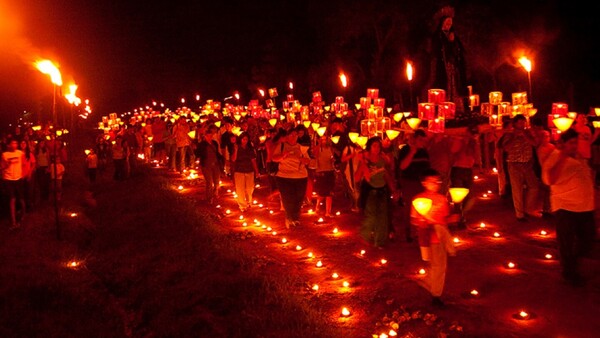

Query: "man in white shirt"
<box><xmin>542</xmin><ymin>128</ymin><xmax>596</xmax><ymax>286</ymax></box>
<box><xmin>1</xmin><ymin>138</ymin><xmax>27</xmax><ymax>229</ymax></box>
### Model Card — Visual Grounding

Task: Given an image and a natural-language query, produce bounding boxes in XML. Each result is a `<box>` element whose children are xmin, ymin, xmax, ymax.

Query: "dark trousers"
<box><xmin>555</xmin><ymin>209</ymin><xmax>596</xmax><ymax>280</ymax></box>
<box><xmin>276</xmin><ymin>177</ymin><xmax>307</xmax><ymax>222</ymax></box>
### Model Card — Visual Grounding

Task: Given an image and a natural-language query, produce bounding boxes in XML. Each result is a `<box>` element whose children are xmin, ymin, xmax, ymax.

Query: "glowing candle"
<box><xmin>360</xmin><ymin>250</ymin><xmax>366</xmax><ymax>256</ymax></box>
<box><xmin>308</xmin><ymin>252</ymin><xmax>313</xmax><ymax>258</ymax></box>
<box><xmin>343</xmin><ymin>281</ymin><xmax>350</xmax><ymax>287</ymax></box>
<box><xmin>470</xmin><ymin>289</ymin><xmax>479</xmax><ymax>296</ymax></box>
<box><xmin>272</xmin><ymin>231</ymin><xmax>277</xmax><ymax>236</ymax></box>
<box><xmin>318</xmin><ymin>217</ymin><xmax>324</xmax><ymax>223</ymax></box>
<box><xmin>453</xmin><ymin>237</ymin><xmax>460</xmax><ymax>243</ymax></box>
<box><xmin>239</xmin><ymin>215</ymin><xmax>244</xmax><ymax>220</ymax></box>
<box><xmin>312</xmin><ymin>284</ymin><xmax>319</xmax><ymax>291</ymax></box>
<box><xmin>296</xmin><ymin>245</ymin><xmax>302</xmax><ymax>251</ymax></box>
<box><xmin>545</xmin><ymin>253</ymin><xmax>553</xmax><ymax>260</ymax></box>
<box><xmin>332</xmin><ymin>228</ymin><xmax>338</xmax><ymax>234</ymax></box>
<box><xmin>242</xmin><ymin>222</ymin><xmax>247</xmax><ymax>227</ymax></box>
<box><xmin>335</xmin><ymin>211</ymin><xmax>341</xmax><ymax>216</ymax></box>
<box><xmin>177</xmin><ymin>185</ymin><xmax>184</xmax><ymax>191</ymax></box>
<box><xmin>493</xmin><ymin>232</ymin><xmax>500</xmax><ymax>238</ymax></box>
<box><xmin>519</xmin><ymin>311</ymin><xmax>530</xmax><ymax>320</ymax></box>
<box><xmin>281</xmin><ymin>238</ymin><xmax>287</xmax><ymax>243</ymax></box>
<box><xmin>70</xmin><ymin>213</ymin><xmax>77</xmax><ymax>217</ymax></box>
<box><xmin>480</xmin><ymin>222</ymin><xmax>486</xmax><ymax>228</ymax></box>
<box><xmin>418</xmin><ymin>268</ymin><xmax>426</xmax><ymax>275</ymax></box>
<box><xmin>507</xmin><ymin>262</ymin><xmax>516</xmax><ymax>269</ymax></box>
<box><xmin>316</xmin><ymin>260</ymin><xmax>323</xmax><ymax>267</ymax></box>
<box><xmin>380</xmin><ymin>259</ymin><xmax>387</xmax><ymax>265</ymax></box>
<box><xmin>225</xmin><ymin>209</ymin><xmax>231</xmax><ymax>215</ymax></box>
<box><xmin>332</xmin><ymin>273</ymin><xmax>339</xmax><ymax>279</ymax></box>
<box><xmin>540</xmin><ymin>230</ymin><xmax>547</xmax><ymax>236</ymax></box>
<box><xmin>341</xmin><ymin>307</ymin><xmax>351</xmax><ymax>317</ymax></box>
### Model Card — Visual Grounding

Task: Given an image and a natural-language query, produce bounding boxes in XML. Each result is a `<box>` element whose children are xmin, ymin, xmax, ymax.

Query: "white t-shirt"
<box><xmin>542</xmin><ymin>150</ymin><xmax>595</xmax><ymax>212</ymax></box>
<box><xmin>2</xmin><ymin>150</ymin><xmax>24</xmax><ymax>181</ymax></box>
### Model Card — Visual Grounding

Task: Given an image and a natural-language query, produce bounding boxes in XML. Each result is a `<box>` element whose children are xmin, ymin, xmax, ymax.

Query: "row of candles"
<box><xmin>165</xmin><ymin>170</ymin><xmax>552</xmax><ymax>335</ymax></box>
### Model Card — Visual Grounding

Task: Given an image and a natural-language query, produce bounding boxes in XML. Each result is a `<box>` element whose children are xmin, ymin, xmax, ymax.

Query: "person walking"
<box><xmin>501</xmin><ymin>114</ymin><xmax>541</xmax><ymax>221</ymax></box>
<box><xmin>1</xmin><ymin>138</ymin><xmax>27</xmax><ymax>229</ymax></box>
<box><xmin>272</xmin><ymin>127</ymin><xmax>310</xmax><ymax>229</ymax></box>
<box><xmin>355</xmin><ymin>136</ymin><xmax>398</xmax><ymax>249</ymax></box>
<box><xmin>410</xmin><ymin>168</ymin><xmax>457</xmax><ymax>306</ymax></box>
<box><xmin>542</xmin><ymin>129</ymin><xmax>596</xmax><ymax>286</ymax></box>
<box><xmin>196</xmin><ymin>125</ymin><xmax>223</xmax><ymax>205</ymax></box>
<box><xmin>231</xmin><ymin>132</ymin><xmax>259</xmax><ymax>212</ymax></box>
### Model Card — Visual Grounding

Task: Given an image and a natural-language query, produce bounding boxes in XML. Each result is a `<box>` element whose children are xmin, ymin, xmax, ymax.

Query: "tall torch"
<box><xmin>406</xmin><ymin>61</ymin><xmax>414</xmax><ymax>110</ymax></box>
<box><xmin>35</xmin><ymin>59</ymin><xmax>63</xmax><ymax>240</ymax></box>
<box><xmin>518</xmin><ymin>56</ymin><xmax>533</xmax><ymax>103</ymax></box>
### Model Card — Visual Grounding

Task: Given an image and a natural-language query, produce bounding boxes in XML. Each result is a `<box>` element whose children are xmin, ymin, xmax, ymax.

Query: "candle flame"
<box><xmin>341</xmin><ymin>307</ymin><xmax>351</xmax><ymax>317</ymax></box>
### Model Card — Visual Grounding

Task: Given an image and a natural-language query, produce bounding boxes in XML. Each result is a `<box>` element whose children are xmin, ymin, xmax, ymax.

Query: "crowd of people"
<box><xmin>0</xmin><ymin>124</ymin><xmax>68</xmax><ymax>229</ymax></box>
<box><xmin>81</xmin><ymin>106</ymin><xmax>598</xmax><ymax>301</ymax></box>
<box><xmin>2</xmin><ymin>105</ymin><xmax>597</xmax><ymax>305</ymax></box>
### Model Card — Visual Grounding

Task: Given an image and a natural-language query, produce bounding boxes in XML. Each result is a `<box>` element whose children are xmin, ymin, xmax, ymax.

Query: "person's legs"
<box><xmin>507</xmin><ymin>163</ymin><xmax>526</xmax><ymax>219</ymax></box>
<box><xmin>372</xmin><ymin>190</ymin><xmax>389</xmax><ymax>247</ymax></box>
<box><xmin>555</xmin><ymin>210</ymin><xmax>578</xmax><ymax>281</ymax></box>
<box><xmin>429</xmin><ymin>243</ymin><xmax>447</xmax><ymax>298</ymax></box>
<box><xmin>244</xmin><ymin>172</ymin><xmax>255</xmax><ymax>207</ymax></box>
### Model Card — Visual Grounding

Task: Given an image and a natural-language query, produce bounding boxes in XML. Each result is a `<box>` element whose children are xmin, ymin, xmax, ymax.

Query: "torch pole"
<box><xmin>53</xmin><ymin>84</ymin><xmax>61</xmax><ymax>240</ymax></box>
<box><xmin>527</xmin><ymin>71</ymin><xmax>533</xmax><ymax>104</ymax></box>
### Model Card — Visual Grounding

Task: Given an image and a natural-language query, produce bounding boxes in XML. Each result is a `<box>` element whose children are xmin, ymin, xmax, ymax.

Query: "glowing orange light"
<box><xmin>339</xmin><ymin>72</ymin><xmax>348</xmax><ymax>88</ymax></box>
<box><xmin>312</xmin><ymin>284</ymin><xmax>319</xmax><ymax>291</ymax></box>
<box><xmin>332</xmin><ymin>273</ymin><xmax>339</xmax><ymax>279</ymax></box>
<box><xmin>418</xmin><ymin>268</ymin><xmax>426</xmax><ymax>275</ymax></box>
<box><xmin>470</xmin><ymin>289</ymin><xmax>479</xmax><ymax>296</ymax></box>
<box><xmin>545</xmin><ymin>253</ymin><xmax>553</xmax><ymax>260</ymax></box>
<box><xmin>316</xmin><ymin>260</ymin><xmax>323</xmax><ymax>267</ymax></box>
<box><xmin>507</xmin><ymin>262</ymin><xmax>516</xmax><ymax>269</ymax></box>
<box><xmin>281</xmin><ymin>238</ymin><xmax>287</xmax><ymax>243</ymax></box>
<box><xmin>380</xmin><ymin>259</ymin><xmax>388</xmax><ymax>265</ymax></box>
<box><xmin>540</xmin><ymin>230</ymin><xmax>547</xmax><ymax>236</ymax></box>
<box><xmin>406</xmin><ymin>61</ymin><xmax>413</xmax><ymax>81</ymax></box>
<box><xmin>493</xmin><ymin>232</ymin><xmax>500</xmax><ymax>238</ymax></box>
<box><xmin>296</xmin><ymin>245</ymin><xmax>302</xmax><ymax>251</ymax></box>
<box><xmin>341</xmin><ymin>307</ymin><xmax>351</xmax><ymax>317</ymax></box>
<box><xmin>518</xmin><ymin>56</ymin><xmax>532</xmax><ymax>73</ymax></box>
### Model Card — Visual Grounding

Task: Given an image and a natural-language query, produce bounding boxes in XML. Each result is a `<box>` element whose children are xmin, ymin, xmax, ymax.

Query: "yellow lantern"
<box><xmin>448</xmin><ymin>187</ymin><xmax>470</xmax><ymax>203</ymax></box>
<box><xmin>412</xmin><ymin>197</ymin><xmax>432</xmax><ymax>215</ymax></box>
<box><xmin>354</xmin><ymin>103</ymin><xmax>361</xmax><ymax>110</ymax></box>
<box><xmin>593</xmin><ymin>121</ymin><xmax>600</xmax><ymax>129</ymax></box>
<box><xmin>594</xmin><ymin>108</ymin><xmax>600</xmax><ymax>116</ymax></box>
<box><xmin>385</xmin><ymin>129</ymin><xmax>400</xmax><ymax>141</ymax></box>
<box><xmin>406</xmin><ymin>117</ymin><xmax>422</xmax><ymax>130</ymax></box>
<box><xmin>214</xmin><ymin>121</ymin><xmax>222</xmax><ymax>128</ymax></box>
<box><xmin>311</xmin><ymin>122</ymin><xmax>320</xmax><ymax>132</ymax></box>
<box><xmin>331</xmin><ymin>135</ymin><xmax>340</xmax><ymax>144</ymax></box>
<box><xmin>356</xmin><ymin>136</ymin><xmax>368</xmax><ymax>149</ymax></box>
<box><xmin>317</xmin><ymin>126</ymin><xmax>327</xmax><ymax>137</ymax></box>
<box><xmin>348</xmin><ymin>132</ymin><xmax>359</xmax><ymax>143</ymax></box>
<box><xmin>303</xmin><ymin>120</ymin><xmax>311</xmax><ymax>129</ymax></box>
<box><xmin>393</xmin><ymin>113</ymin><xmax>403</xmax><ymax>123</ymax></box>
<box><xmin>187</xmin><ymin>130</ymin><xmax>196</xmax><ymax>139</ymax></box>
<box><xmin>553</xmin><ymin>117</ymin><xmax>574</xmax><ymax>132</ymax></box>
<box><xmin>84</xmin><ymin>149</ymin><xmax>91</xmax><ymax>155</ymax></box>
<box><xmin>269</xmin><ymin>118</ymin><xmax>277</xmax><ymax>127</ymax></box>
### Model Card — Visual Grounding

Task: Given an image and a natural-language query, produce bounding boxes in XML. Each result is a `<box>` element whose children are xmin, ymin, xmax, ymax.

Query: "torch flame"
<box><xmin>339</xmin><ymin>73</ymin><xmax>348</xmax><ymax>88</ymax></box>
<box><xmin>406</xmin><ymin>61</ymin><xmax>413</xmax><ymax>81</ymax></box>
<box><xmin>518</xmin><ymin>56</ymin><xmax>532</xmax><ymax>72</ymax></box>
<box><xmin>35</xmin><ymin>59</ymin><xmax>62</xmax><ymax>86</ymax></box>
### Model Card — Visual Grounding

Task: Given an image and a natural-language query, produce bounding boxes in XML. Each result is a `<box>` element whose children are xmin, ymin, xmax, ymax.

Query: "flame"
<box><xmin>518</xmin><ymin>56</ymin><xmax>532</xmax><ymax>72</ymax></box>
<box><xmin>259</xmin><ymin>89</ymin><xmax>265</xmax><ymax>97</ymax></box>
<box><xmin>35</xmin><ymin>59</ymin><xmax>62</xmax><ymax>86</ymax></box>
<box><xmin>406</xmin><ymin>61</ymin><xmax>413</xmax><ymax>81</ymax></box>
<box><xmin>288</xmin><ymin>82</ymin><xmax>294</xmax><ymax>90</ymax></box>
<box><xmin>339</xmin><ymin>72</ymin><xmax>348</xmax><ymax>88</ymax></box>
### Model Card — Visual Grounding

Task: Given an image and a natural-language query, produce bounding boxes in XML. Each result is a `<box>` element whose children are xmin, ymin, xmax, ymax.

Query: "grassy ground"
<box><xmin>0</xmin><ymin>128</ymin><xmax>342</xmax><ymax>337</ymax></box>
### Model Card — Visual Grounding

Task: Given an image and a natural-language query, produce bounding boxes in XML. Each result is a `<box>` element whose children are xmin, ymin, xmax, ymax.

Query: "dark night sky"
<box><xmin>0</xmin><ymin>1</ymin><xmax>598</xmax><ymax>127</ymax></box>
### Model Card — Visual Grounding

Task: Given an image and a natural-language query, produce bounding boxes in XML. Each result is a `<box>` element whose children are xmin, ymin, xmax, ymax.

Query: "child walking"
<box><xmin>410</xmin><ymin>168</ymin><xmax>457</xmax><ymax>306</ymax></box>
